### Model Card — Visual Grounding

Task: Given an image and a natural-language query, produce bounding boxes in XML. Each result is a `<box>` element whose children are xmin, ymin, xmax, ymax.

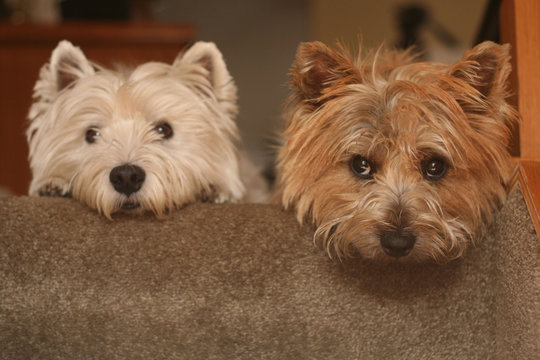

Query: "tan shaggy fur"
<box><xmin>276</xmin><ymin>41</ymin><xmax>518</xmax><ymax>262</ymax></box>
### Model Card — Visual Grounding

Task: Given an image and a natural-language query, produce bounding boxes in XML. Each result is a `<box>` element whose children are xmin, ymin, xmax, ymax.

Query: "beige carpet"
<box><xmin>0</xmin><ymin>186</ymin><xmax>538</xmax><ymax>359</ymax></box>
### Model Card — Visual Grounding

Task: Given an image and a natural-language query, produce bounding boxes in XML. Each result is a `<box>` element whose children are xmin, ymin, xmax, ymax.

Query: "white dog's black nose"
<box><xmin>380</xmin><ymin>231</ymin><xmax>416</xmax><ymax>258</ymax></box>
<box><xmin>109</xmin><ymin>164</ymin><xmax>145</xmax><ymax>196</ymax></box>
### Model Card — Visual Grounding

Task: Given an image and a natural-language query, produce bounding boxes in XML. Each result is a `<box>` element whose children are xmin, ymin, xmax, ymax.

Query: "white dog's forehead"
<box><xmin>54</xmin><ymin>70</ymin><xmax>206</xmax><ymax>129</ymax></box>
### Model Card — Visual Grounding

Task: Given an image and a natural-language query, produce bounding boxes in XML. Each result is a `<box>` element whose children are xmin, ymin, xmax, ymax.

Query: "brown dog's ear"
<box><xmin>291</xmin><ymin>41</ymin><xmax>358</xmax><ymax>101</ymax></box>
<box><xmin>451</xmin><ymin>41</ymin><xmax>512</xmax><ymax>99</ymax></box>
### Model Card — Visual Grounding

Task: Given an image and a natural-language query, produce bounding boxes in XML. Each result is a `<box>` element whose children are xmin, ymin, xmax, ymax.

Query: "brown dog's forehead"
<box><xmin>319</xmin><ymin>83</ymin><xmax>469</xmax><ymax>161</ymax></box>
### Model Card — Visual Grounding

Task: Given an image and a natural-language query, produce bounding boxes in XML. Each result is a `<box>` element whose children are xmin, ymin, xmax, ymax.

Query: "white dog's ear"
<box><xmin>175</xmin><ymin>41</ymin><xmax>238</xmax><ymax>117</ymax></box>
<box><xmin>50</xmin><ymin>40</ymin><xmax>95</xmax><ymax>91</ymax></box>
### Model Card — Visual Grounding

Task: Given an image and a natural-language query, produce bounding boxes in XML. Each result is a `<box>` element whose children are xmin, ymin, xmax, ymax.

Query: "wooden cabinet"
<box><xmin>0</xmin><ymin>22</ymin><xmax>195</xmax><ymax>195</ymax></box>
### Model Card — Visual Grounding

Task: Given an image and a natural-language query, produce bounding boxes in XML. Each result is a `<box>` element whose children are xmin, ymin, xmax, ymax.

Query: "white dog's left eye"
<box><xmin>154</xmin><ymin>122</ymin><xmax>173</xmax><ymax>140</ymax></box>
<box><xmin>85</xmin><ymin>128</ymin><xmax>101</xmax><ymax>144</ymax></box>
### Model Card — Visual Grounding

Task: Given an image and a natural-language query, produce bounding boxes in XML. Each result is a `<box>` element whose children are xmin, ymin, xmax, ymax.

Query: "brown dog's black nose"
<box><xmin>109</xmin><ymin>164</ymin><xmax>145</xmax><ymax>196</ymax></box>
<box><xmin>380</xmin><ymin>231</ymin><xmax>416</xmax><ymax>257</ymax></box>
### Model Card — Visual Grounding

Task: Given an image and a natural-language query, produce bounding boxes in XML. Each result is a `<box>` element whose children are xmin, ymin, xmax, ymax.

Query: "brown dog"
<box><xmin>276</xmin><ymin>41</ymin><xmax>517</xmax><ymax>262</ymax></box>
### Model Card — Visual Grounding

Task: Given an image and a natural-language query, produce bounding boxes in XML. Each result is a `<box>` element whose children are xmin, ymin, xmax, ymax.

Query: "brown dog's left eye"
<box><xmin>422</xmin><ymin>158</ymin><xmax>448</xmax><ymax>181</ymax></box>
<box><xmin>350</xmin><ymin>155</ymin><xmax>375</xmax><ymax>180</ymax></box>
<box><xmin>154</xmin><ymin>122</ymin><xmax>173</xmax><ymax>140</ymax></box>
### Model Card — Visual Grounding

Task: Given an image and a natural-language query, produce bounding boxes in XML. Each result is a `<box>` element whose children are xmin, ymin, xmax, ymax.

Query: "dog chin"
<box><xmin>120</xmin><ymin>199</ymin><xmax>140</xmax><ymax>210</ymax></box>
<box><xmin>113</xmin><ymin>198</ymin><xmax>173</xmax><ymax>218</ymax></box>
<box><xmin>109</xmin><ymin>198</ymin><xmax>144</xmax><ymax>216</ymax></box>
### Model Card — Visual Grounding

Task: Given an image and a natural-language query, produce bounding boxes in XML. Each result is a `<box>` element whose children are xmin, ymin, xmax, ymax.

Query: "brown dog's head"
<box><xmin>276</xmin><ymin>41</ymin><xmax>517</xmax><ymax>262</ymax></box>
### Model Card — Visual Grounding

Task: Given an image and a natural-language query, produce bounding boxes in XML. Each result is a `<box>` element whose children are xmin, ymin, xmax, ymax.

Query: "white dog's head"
<box><xmin>27</xmin><ymin>40</ymin><xmax>245</xmax><ymax>218</ymax></box>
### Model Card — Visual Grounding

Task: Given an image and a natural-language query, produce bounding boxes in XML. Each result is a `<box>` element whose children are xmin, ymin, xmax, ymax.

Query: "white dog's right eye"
<box><xmin>154</xmin><ymin>122</ymin><xmax>173</xmax><ymax>140</ymax></box>
<box><xmin>85</xmin><ymin>128</ymin><xmax>101</xmax><ymax>144</ymax></box>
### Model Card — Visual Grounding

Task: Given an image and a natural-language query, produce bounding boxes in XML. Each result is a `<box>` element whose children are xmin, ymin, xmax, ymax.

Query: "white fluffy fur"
<box><xmin>27</xmin><ymin>40</ymin><xmax>250</xmax><ymax>218</ymax></box>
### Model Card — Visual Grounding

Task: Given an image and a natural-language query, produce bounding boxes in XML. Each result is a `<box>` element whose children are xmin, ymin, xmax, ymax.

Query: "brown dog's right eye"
<box><xmin>350</xmin><ymin>155</ymin><xmax>375</xmax><ymax>179</ymax></box>
<box><xmin>422</xmin><ymin>157</ymin><xmax>448</xmax><ymax>181</ymax></box>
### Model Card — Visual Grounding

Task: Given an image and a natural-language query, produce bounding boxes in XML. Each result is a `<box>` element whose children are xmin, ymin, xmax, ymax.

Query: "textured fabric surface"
<box><xmin>0</xmin><ymin>188</ymin><xmax>538</xmax><ymax>359</ymax></box>
<box><xmin>493</xmin><ymin>186</ymin><xmax>540</xmax><ymax>359</ymax></box>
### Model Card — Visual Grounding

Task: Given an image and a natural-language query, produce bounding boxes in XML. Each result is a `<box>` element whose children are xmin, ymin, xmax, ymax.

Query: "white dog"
<box><xmin>27</xmin><ymin>40</ymin><xmax>265</xmax><ymax>218</ymax></box>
